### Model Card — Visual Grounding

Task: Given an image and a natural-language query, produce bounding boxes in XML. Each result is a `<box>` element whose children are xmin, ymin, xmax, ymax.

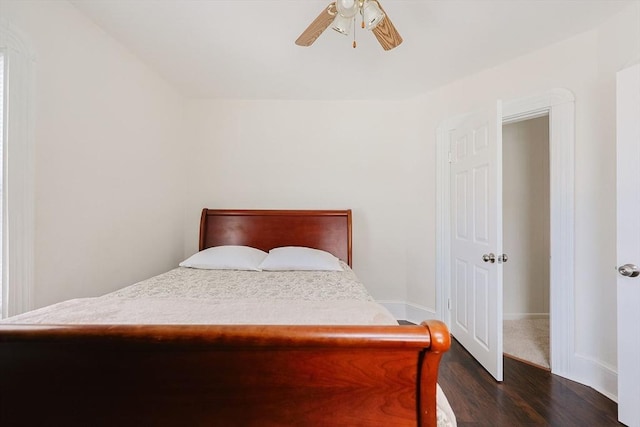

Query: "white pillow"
<box><xmin>258</xmin><ymin>246</ymin><xmax>343</xmax><ymax>271</ymax></box>
<box><xmin>179</xmin><ymin>245</ymin><xmax>267</xmax><ymax>271</ymax></box>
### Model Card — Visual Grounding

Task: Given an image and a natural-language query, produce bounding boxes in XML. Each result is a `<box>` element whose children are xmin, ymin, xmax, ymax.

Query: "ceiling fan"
<box><xmin>295</xmin><ymin>0</ymin><xmax>403</xmax><ymax>51</ymax></box>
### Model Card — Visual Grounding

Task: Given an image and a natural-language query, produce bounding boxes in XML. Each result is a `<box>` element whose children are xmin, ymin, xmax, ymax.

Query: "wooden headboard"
<box><xmin>199</xmin><ymin>209</ymin><xmax>353</xmax><ymax>267</ymax></box>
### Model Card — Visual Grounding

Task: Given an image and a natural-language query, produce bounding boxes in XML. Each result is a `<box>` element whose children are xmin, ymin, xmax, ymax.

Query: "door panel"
<box><xmin>474</xmin><ymin>166</ymin><xmax>489</xmax><ymax>242</ymax></box>
<box><xmin>474</xmin><ymin>266</ymin><xmax>490</xmax><ymax>349</ymax></box>
<box><xmin>454</xmin><ymin>259</ymin><xmax>469</xmax><ymax>331</ymax></box>
<box><xmin>449</xmin><ymin>102</ymin><xmax>503</xmax><ymax>381</ymax></box>
<box><xmin>455</xmin><ymin>172</ymin><xmax>468</xmax><ymax>239</ymax></box>
<box><xmin>617</xmin><ymin>63</ymin><xmax>640</xmax><ymax>427</ymax></box>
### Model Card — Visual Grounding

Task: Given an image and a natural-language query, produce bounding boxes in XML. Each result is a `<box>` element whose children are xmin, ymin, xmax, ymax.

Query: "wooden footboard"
<box><xmin>0</xmin><ymin>320</ymin><xmax>450</xmax><ymax>426</ymax></box>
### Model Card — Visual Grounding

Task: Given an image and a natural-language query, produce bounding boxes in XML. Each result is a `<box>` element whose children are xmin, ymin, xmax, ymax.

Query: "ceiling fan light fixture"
<box><xmin>331</xmin><ymin>13</ymin><xmax>353</xmax><ymax>35</ymax></box>
<box><xmin>336</xmin><ymin>0</ymin><xmax>359</xmax><ymax>18</ymax></box>
<box><xmin>362</xmin><ymin>0</ymin><xmax>385</xmax><ymax>30</ymax></box>
<box><xmin>295</xmin><ymin>0</ymin><xmax>402</xmax><ymax>50</ymax></box>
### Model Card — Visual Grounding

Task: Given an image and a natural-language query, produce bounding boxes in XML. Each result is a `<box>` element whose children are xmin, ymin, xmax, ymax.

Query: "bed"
<box><xmin>0</xmin><ymin>209</ymin><xmax>453</xmax><ymax>426</ymax></box>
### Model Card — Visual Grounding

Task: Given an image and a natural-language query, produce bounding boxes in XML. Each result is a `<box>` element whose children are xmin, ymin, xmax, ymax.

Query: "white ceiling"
<box><xmin>69</xmin><ymin>0</ymin><xmax>635</xmax><ymax>100</ymax></box>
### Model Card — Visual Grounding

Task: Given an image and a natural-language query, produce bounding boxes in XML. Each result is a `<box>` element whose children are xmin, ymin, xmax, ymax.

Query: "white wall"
<box><xmin>1</xmin><ymin>1</ymin><xmax>187</xmax><ymax>309</ymax></box>
<box><xmin>503</xmin><ymin>117</ymin><xmax>550</xmax><ymax>319</ymax></box>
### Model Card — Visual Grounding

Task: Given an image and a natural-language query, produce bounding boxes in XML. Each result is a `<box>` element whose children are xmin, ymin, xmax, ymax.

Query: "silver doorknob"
<box><xmin>482</xmin><ymin>253</ymin><xmax>496</xmax><ymax>263</ymax></box>
<box><xmin>618</xmin><ymin>264</ymin><xmax>640</xmax><ymax>278</ymax></box>
<box><xmin>498</xmin><ymin>254</ymin><xmax>508</xmax><ymax>263</ymax></box>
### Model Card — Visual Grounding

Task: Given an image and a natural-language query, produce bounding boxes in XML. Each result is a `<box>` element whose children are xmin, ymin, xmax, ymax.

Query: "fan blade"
<box><xmin>372</xmin><ymin>2</ymin><xmax>403</xmax><ymax>51</ymax></box>
<box><xmin>295</xmin><ymin>3</ymin><xmax>337</xmax><ymax>47</ymax></box>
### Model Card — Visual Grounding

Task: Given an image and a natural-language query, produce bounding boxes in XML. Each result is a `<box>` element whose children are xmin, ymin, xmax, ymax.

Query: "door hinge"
<box><xmin>448</xmin><ymin>152</ymin><xmax>453</xmax><ymax>163</ymax></box>
<box><xmin>447</xmin><ymin>298</ymin><xmax>451</xmax><ymax>310</ymax></box>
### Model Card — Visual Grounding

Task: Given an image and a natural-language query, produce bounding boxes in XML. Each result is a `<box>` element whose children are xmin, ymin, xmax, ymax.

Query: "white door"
<box><xmin>617</xmin><ymin>63</ymin><xmax>640</xmax><ymax>427</ymax></box>
<box><xmin>449</xmin><ymin>102</ymin><xmax>504</xmax><ymax>381</ymax></box>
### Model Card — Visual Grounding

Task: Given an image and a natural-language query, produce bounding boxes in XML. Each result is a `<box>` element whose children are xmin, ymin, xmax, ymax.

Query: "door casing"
<box><xmin>436</xmin><ymin>88</ymin><xmax>575</xmax><ymax>379</ymax></box>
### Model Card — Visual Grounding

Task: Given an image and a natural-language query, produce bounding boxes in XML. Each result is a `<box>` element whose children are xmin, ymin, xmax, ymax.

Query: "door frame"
<box><xmin>0</xmin><ymin>22</ymin><xmax>36</xmax><ymax>317</ymax></box>
<box><xmin>435</xmin><ymin>88</ymin><xmax>575</xmax><ymax>378</ymax></box>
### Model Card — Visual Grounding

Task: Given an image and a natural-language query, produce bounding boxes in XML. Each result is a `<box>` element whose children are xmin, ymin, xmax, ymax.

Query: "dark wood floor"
<box><xmin>437</xmin><ymin>338</ymin><xmax>621</xmax><ymax>426</ymax></box>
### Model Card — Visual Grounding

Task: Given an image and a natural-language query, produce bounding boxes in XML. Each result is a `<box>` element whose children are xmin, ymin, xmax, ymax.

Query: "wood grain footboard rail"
<box><xmin>0</xmin><ymin>320</ymin><xmax>450</xmax><ymax>426</ymax></box>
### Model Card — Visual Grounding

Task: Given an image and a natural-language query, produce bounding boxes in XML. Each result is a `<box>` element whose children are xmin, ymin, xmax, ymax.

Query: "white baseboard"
<box><xmin>504</xmin><ymin>313</ymin><xmax>550</xmax><ymax>321</ymax></box>
<box><xmin>377</xmin><ymin>301</ymin><xmax>438</xmax><ymax>325</ymax></box>
<box><xmin>571</xmin><ymin>353</ymin><xmax>618</xmax><ymax>403</ymax></box>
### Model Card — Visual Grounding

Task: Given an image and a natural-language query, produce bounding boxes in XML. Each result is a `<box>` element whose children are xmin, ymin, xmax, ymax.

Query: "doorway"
<box><xmin>502</xmin><ymin>115</ymin><xmax>550</xmax><ymax>370</ymax></box>
<box><xmin>436</xmin><ymin>89</ymin><xmax>575</xmax><ymax>380</ymax></box>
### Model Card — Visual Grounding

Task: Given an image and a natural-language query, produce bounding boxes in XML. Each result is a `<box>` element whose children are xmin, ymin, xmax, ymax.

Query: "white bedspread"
<box><xmin>5</xmin><ymin>263</ymin><xmax>395</xmax><ymax>325</ymax></box>
<box><xmin>107</xmin><ymin>262</ymin><xmax>377</xmax><ymax>301</ymax></box>
<box><xmin>5</xmin><ymin>297</ymin><xmax>397</xmax><ymax>325</ymax></box>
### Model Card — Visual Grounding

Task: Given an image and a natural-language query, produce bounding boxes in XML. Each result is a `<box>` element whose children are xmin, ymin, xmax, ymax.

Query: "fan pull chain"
<box><xmin>353</xmin><ymin>16</ymin><xmax>357</xmax><ymax>48</ymax></box>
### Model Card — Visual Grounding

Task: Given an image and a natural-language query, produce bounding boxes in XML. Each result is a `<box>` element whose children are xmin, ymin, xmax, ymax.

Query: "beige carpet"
<box><xmin>503</xmin><ymin>318</ymin><xmax>550</xmax><ymax>369</ymax></box>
